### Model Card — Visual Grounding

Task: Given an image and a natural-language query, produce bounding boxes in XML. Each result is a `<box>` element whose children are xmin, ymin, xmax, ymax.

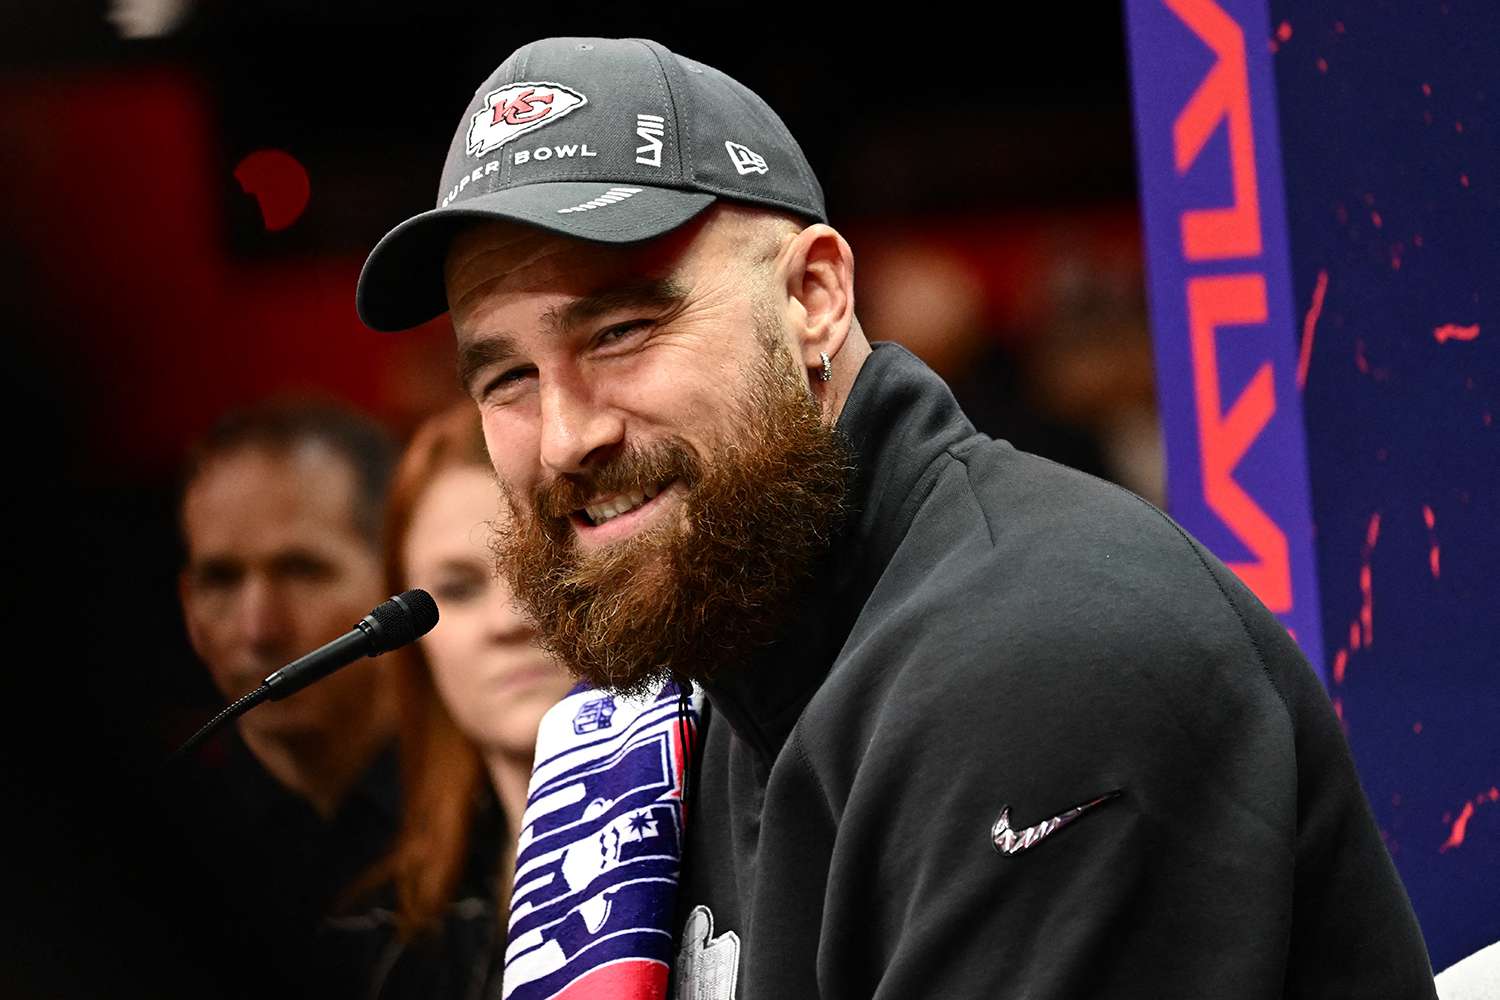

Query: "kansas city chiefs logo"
<box><xmin>466</xmin><ymin>82</ymin><xmax>586</xmax><ymax>157</ymax></box>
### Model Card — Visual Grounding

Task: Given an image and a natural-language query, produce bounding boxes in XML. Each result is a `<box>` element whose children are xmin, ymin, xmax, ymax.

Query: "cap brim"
<box><xmin>356</xmin><ymin>182</ymin><xmax>718</xmax><ymax>333</ymax></box>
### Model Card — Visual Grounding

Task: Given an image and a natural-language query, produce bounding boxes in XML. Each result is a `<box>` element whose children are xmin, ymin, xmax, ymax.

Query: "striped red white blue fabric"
<box><xmin>502</xmin><ymin>682</ymin><xmax>701</xmax><ymax>1000</ymax></box>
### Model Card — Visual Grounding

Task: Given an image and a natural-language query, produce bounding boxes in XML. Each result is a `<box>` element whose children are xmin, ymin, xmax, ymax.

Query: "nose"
<box><xmin>537</xmin><ymin>367</ymin><xmax>624</xmax><ymax>476</ymax></box>
<box><xmin>238</xmin><ymin>574</ymin><xmax>292</xmax><ymax>660</ymax></box>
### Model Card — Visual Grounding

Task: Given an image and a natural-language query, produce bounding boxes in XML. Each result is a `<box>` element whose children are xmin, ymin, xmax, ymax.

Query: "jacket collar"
<box><xmin>701</xmin><ymin>343</ymin><xmax>979</xmax><ymax>762</ymax></box>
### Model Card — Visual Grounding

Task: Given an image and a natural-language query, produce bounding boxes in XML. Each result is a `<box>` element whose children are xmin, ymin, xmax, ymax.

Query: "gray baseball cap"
<box><xmin>356</xmin><ymin>37</ymin><xmax>827</xmax><ymax>332</ymax></box>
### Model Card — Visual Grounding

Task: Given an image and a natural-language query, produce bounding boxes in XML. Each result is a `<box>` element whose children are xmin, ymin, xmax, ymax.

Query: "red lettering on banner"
<box><xmin>1187</xmin><ymin>275</ymin><xmax>1292</xmax><ymax>611</ymax></box>
<box><xmin>493</xmin><ymin>88</ymin><xmax>554</xmax><ymax>126</ymax></box>
<box><xmin>1161</xmin><ymin>0</ymin><xmax>1296</xmax><ymax>617</ymax></box>
<box><xmin>1166</xmin><ymin>0</ymin><xmax>1262</xmax><ymax>261</ymax></box>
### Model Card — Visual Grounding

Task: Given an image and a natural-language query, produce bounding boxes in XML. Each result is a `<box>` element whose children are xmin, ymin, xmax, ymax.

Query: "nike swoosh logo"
<box><xmin>991</xmin><ymin>790</ymin><xmax>1121</xmax><ymax>856</ymax></box>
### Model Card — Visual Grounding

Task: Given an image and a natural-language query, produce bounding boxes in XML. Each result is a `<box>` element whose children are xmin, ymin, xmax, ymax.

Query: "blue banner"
<box><xmin>1125</xmin><ymin>0</ymin><xmax>1325</xmax><ymax>678</ymax></box>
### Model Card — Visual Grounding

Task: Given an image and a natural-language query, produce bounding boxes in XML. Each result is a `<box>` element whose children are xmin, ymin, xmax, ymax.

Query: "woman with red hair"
<box><xmin>359</xmin><ymin>402</ymin><xmax>574</xmax><ymax>997</ymax></box>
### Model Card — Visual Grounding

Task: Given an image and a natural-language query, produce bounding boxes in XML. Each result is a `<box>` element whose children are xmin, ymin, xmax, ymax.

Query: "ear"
<box><xmin>781</xmin><ymin>224</ymin><xmax>855</xmax><ymax>379</ymax></box>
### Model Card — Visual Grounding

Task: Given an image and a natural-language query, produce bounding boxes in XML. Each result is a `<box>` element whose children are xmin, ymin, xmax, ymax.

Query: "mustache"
<box><xmin>523</xmin><ymin>439</ymin><xmax>703</xmax><ymax>520</ymax></box>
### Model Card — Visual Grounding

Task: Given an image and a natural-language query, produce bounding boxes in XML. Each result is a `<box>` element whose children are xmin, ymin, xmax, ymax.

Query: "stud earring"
<box><xmin>819</xmin><ymin>352</ymin><xmax>832</xmax><ymax>382</ymax></box>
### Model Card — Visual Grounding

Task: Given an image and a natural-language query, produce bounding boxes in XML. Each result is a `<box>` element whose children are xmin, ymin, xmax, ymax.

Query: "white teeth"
<box><xmin>583</xmin><ymin>487</ymin><xmax>656</xmax><ymax>526</ymax></box>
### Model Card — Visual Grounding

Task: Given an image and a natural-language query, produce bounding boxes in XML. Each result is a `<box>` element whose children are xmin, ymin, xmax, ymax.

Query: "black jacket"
<box><xmin>157</xmin><ymin>736</ymin><xmax>503</xmax><ymax>1000</ymax></box>
<box><xmin>674</xmin><ymin>344</ymin><xmax>1435</xmax><ymax>998</ymax></box>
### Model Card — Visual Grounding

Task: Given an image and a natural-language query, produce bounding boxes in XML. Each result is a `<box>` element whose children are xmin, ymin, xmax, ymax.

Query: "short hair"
<box><xmin>178</xmin><ymin>399</ymin><xmax>398</xmax><ymax>549</ymax></box>
<box><xmin>717</xmin><ymin>202</ymin><xmax>808</xmax><ymax>269</ymax></box>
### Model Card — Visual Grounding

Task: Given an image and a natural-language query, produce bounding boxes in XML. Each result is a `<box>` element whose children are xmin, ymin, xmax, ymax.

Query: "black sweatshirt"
<box><xmin>672</xmin><ymin>344</ymin><xmax>1435</xmax><ymax>999</ymax></box>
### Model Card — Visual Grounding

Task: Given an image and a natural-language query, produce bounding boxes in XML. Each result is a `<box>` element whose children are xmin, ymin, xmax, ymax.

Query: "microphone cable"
<box><xmin>172</xmin><ymin>685</ymin><xmax>273</xmax><ymax>762</ymax></box>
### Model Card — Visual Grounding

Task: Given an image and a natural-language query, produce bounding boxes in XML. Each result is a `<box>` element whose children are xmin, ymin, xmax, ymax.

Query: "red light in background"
<box><xmin>1433</xmin><ymin>323</ymin><xmax>1480</xmax><ymax>344</ymax></box>
<box><xmin>1422</xmin><ymin>505</ymin><xmax>1441</xmax><ymax>579</ymax></box>
<box><xmin>233</xmin><ymin>149</ymin><xmax>311</xmax><ymax>232</ymax></box>
<box><xmin>1297</xmin><ymin>268</ymin><xmax>1327</xmax><ymax>390</ymax></box>
<box><xmin>1441</xmin><ymin>802</ymin><xmax>1474</xmax><ymax>852</ymax></box>
<box><xmin>1439</xmin><ymin>790</ymin><xmax>1500</xmax><ymax>853</ymax></box>
<box><xmin>1330</xmin><ymin>512</ymin><xmax>1382</xmax><ymax>694</ymax></box>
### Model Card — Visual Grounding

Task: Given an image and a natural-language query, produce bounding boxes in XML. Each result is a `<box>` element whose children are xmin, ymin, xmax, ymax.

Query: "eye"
<box><xmin>481</xmin><ymin>364</ymin><xmax>536</xmax><ymax>401</ymax></box>
<box><xmin>273</xmin><ymin>551</ymin><xmax>337</xmax><ymax>583</ymax></box>
<box><xmin>431</xmin><ymin>571</ymin><xmax>487</xmax><ymax>604</ymax></box>
<box><xmin>192</xmin><ymin>562</ymin><xmax>241</xmax><ymax>591</ymax></box>
<box><xmin>595</xmin><ymin>319</ymin><xmax>652</xmax><ymax>347</ymax></box>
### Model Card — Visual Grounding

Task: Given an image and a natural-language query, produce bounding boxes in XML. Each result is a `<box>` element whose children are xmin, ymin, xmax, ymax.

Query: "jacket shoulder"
<box><xmin>858</xmin><ymin>443</ymin><xmax>1293</xmax><ymax>710</ymax></box>
<box><xmin>798</xmin><ymin>443</ymin><xmax>1303</xmax><ymax>822</ymax></box>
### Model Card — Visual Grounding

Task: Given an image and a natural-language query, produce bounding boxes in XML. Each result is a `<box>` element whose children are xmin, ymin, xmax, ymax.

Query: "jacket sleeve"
<box><xmin>807</xmin><ymin>520</ymin><xmax>1435</xmax><ymax>1000</ymax></box>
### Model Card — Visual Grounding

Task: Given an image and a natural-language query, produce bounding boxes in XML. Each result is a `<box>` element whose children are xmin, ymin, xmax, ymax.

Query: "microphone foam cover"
<box><xmin>397</xmin><ymin>588</ymin><xmax>440</xmax><ymax>637</ymax></box>
<box><xmin>367</xmin><ymin>589</ymin><xmax>440</xmax><ymax>652</ymax></box>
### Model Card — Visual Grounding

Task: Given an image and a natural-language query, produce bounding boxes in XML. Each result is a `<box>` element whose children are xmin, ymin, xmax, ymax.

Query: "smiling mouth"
<box><xmin>576</xmin><ymin>480</ymin><xmax>673</xmax><ymax>527</ymax></box>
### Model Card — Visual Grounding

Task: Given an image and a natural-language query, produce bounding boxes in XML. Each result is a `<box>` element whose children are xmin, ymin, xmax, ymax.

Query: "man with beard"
<box><xmin>356</xmin><ymin>37</ymin><xmax>1436</xmax><ymax>999</ymax></box>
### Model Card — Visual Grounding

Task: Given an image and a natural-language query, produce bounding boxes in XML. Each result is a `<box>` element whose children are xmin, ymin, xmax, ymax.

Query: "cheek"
<box><xmin>420</xmin><ymin>619</ymin><xmax>487</xmax><ymax>707</ymax></box>
<box><xmin>291</xmin><ymin>586</ymin><xmax>351</xmax><ymax>628</ymax></box>
<box><xmin>202</xmin><ymin>657</ymin><xmax>242</xmax><ymax>698</ymax></box>
<box><xmin>484</xmin><ymin>412</ymin><xmax>540</xmax><ymax>491</ymax></box>
<box><xmin>290</xmin><ymin>563</ymin><xmax>385</xmax><ymax>633</ymax></box>
<box><xmin>608</xmin><ymin>353</ymin><xmax>730</xmax><ymax>443</ymax></box>
<box><xmin>618</xmin><ymin>383</ymin><xmax>694</xmax><ymax>427</ymax></box>
<box><xmin>190</xmin><ymin>614</ymin><xmax>229</xmax><ymax>659</ymax></box>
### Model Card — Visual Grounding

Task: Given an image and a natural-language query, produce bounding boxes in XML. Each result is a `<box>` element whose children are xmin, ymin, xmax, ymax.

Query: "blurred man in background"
<box><xmin>171</xmin><ymin>400</ymin><xmax>404</xmax><ymax>998</ymax></box>
<box><xmin>178</xmin><ymin>400</ymin><xmax>396</xmax><ymax>815</ymax></box>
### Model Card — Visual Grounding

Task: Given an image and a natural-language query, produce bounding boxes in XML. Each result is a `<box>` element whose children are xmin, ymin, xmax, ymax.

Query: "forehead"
<box><xmin>183</xmin><ymin>443</ymin><xmax>365</xmax><ymax>554</ymax></box>
<box><xmin>404</xmin><ymin>466</ymin><xmax>500</xmax><ymax>559</ymax></box>
<box><xmin>444</xmin><ymin>216</ymin><xmax>727</xmax><ymax>326</ymax></box>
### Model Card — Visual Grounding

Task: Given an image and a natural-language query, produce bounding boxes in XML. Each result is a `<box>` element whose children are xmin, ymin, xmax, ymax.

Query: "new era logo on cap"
<box><xmin>467</xmin><ymin>82</ymin><xmax>587</xmax><ymax>156</ymax></box>
<box><xmin>724</xmin><ymin>141</ymin><xmax>768</xmax><ymax>175</ymax></box>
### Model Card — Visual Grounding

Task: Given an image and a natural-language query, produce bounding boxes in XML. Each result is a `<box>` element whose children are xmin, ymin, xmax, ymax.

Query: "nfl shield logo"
<box><xmin>572</xmin><ymin>696</ymin><xmax>617</xmax><ymax>734</ymax></box>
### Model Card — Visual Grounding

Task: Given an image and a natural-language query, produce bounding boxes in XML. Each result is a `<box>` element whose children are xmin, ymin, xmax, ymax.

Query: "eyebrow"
<box><xmin>545</xmin><ymin>277</ymin><xmax>688</xmax><ymax>332</ymax></box>
<box><xmin>457</xmin><ymin>332</ymin><xmax>521</xmax><ymax>394</ymax></box>
<box><xmin>456</xmin><ymin>277</ymin><xmax>689</xmax><ymax>393</ymax></box>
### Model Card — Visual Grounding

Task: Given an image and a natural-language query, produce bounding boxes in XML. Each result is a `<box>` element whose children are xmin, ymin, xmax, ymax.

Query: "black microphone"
<box><xmin>262</xmin><ymin>589</ymin><xmax>439</xmax><ymax>701</ymax></box>
<box><xmin>171</xmin><ymin>589</ymin><xmax>439</xmax><ymax>761</ymax></box>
